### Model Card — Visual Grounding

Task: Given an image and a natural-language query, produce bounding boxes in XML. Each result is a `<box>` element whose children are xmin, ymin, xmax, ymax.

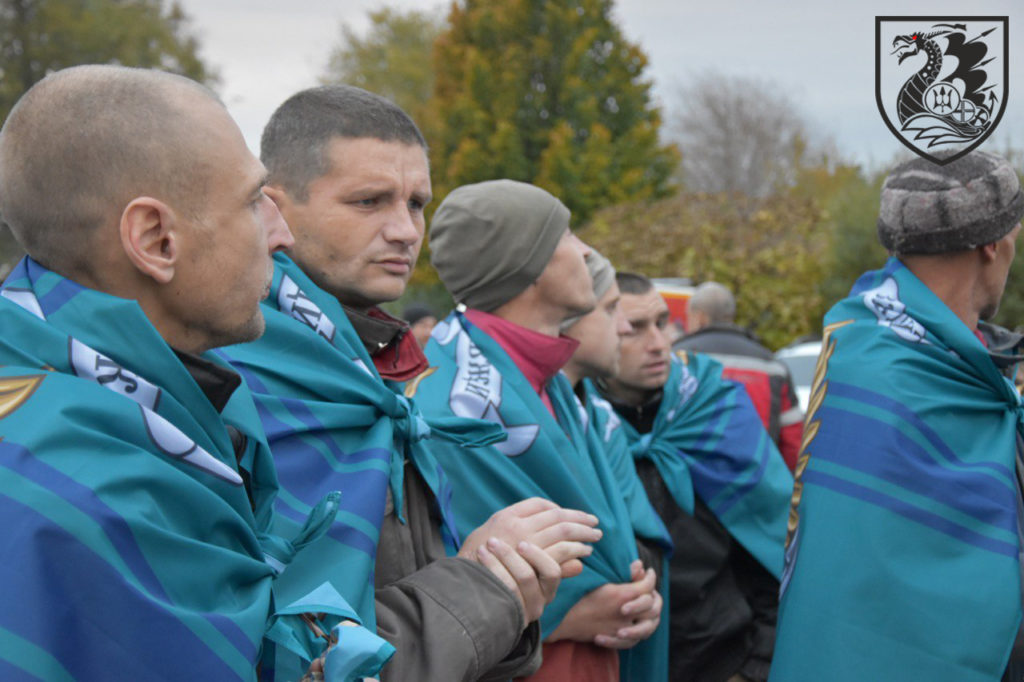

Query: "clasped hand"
<box><xmin>457</xmin><ymin>497</ymin><xmax>603</xmax><ymax>626</ymax></box>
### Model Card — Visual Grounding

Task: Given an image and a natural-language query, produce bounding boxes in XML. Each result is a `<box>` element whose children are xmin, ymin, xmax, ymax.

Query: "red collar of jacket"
<box><xmin>464</xmin><ymin>308</ymin><xmax>578</xmax><ymax>414</ymax></box>
<box><xmin>345</xmin><ymin>305</ymin><xmax>430</xmax><ymax>382</ymax></box>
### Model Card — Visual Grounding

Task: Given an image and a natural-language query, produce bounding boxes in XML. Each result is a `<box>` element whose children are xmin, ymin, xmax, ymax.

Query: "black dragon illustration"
<box><xmin>889</xmin><ymin>23</ymin><xmax>998</xmax><ymax>146</ymax></box>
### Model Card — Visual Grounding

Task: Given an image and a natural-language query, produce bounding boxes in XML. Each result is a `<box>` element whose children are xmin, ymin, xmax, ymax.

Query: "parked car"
<box><xmin>775</xmin><ymin>339</ymin><xmax>822</xmax><ymax>413</ymax></box>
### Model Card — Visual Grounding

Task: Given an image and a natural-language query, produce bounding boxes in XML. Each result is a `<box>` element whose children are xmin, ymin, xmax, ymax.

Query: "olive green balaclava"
<box><xmin>429</xmin><ymin>179</ymin><xmax>570</xmax><ymax>312</ymax></box>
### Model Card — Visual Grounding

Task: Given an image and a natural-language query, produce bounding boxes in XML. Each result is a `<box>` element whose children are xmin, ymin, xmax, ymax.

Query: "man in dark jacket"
<box><xmin>675</xmin><ymin>282</ymin><xmax>803</xmax><ymax>470</ymax></box>
<box><xmin>597</xmin><ymin>273</ymin><xmax>791</xmax><ymax>682</ymax></box>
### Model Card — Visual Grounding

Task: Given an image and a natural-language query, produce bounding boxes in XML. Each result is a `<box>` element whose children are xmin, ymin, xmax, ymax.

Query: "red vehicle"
<box><xmin>653</xmin><ymin>277</ymin><xmax>695</xmax><ymax>341</ymax></box>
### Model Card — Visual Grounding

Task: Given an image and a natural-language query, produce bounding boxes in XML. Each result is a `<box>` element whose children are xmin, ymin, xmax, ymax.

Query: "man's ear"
<box><xmin>119</xmin><ymin>197</ymin><xmax>178</xmax><ymax>284</ymax></box>
<box><xmin>979</xmin><ymin>241</ymin><xmax>999</xmax><ymax>264</ymax></box>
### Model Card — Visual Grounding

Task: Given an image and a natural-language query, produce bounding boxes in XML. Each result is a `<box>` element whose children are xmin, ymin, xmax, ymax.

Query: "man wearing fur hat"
<box><xmin>414</xmin><ymin>181</ymin><xmax>665</xmax><ymax>682</ymax></box>
<box><xmin>772</xmin><ymin>150</ymin><xmax>1024</xmax><ymax>682</ymax></box>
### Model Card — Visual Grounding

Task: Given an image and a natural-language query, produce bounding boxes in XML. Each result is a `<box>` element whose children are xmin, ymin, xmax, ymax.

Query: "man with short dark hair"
<box><xmin>676</xmin><ymin>281</ymin><xmax>804</xmax><ymax>470</ymax></box>
<box><xmin>416</xmin><ymin>181</ymin><xmax>664</xmax><ymax>682</ymax></box>
<box><xmin>0</xmin><ymin>65</ymin><xmax>351</xmax><ymax>680</ymax></box>
<box><xmin>595</xmin><ymin>271</ymin><xmax>793</xmax><ymax>682</ymax></box>
<box><xmin>221</xmin><ymin>85</ymin><xmax>600</xmax><ymax>681</ymax></box>
<box><xmin>772</xmin><ymin>151</ymin><xmax>1024</xmax><ymax>682</ymax></box>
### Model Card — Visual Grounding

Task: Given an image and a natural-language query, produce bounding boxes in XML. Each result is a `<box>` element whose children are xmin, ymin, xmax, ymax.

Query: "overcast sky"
<box><xmin>176</xmin><ymin>0</ymin><xmax>1024</xmax><ymax>171</ymax></box>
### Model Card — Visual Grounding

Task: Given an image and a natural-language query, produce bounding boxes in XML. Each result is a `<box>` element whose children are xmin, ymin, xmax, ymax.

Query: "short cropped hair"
<box><xmin>616</xmin><ymin>271</ymin><xmax>655</xmax><ymax>296</ymax></box>
<box><xmin>0</xmin><ymin>65</ymin><xmax>220</xmax><ymax>273</ymax></box>
<box><xmin>688</xmin><ymin>281</ymin><xmax>736</xmax><ymax>325</ymax></box>
<box><xmin>260</xmin><ymin>84</ymin><xmax>427</xmax><ymax>201</ymax></box>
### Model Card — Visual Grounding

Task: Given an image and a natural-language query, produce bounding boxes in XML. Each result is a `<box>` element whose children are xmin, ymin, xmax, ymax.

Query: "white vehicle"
<box><xmin>775</xmin><ymin>340</ymin><xmax>822</xmax><ymax>413</ymax></box>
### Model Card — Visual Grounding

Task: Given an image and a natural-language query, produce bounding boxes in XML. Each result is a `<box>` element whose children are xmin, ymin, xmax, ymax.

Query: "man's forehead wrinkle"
<box><xmin>622</xmin><ymin>292</ymin><xmax>667</xmax><ymax>320</ymax></box>
<box><xmin>324</xmin><ymin>138</ymin><xmax>428</xmax><ymax>179</ymax></box>
<box><xmin>323</xmin><ymin>163</ymin><xmax>401</xmax><ymax>194</ymax></box>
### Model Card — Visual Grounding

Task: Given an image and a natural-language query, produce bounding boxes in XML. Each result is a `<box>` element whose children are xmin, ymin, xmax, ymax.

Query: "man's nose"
<box><xmin>383</xmin><ymin>202</ymin><xmax>423</xmax><ymax>245</ymax></box>
<box><xmin>262</xmin><ymin>196</ymin><xmax>294</xmax><ymax>253</ymax></box>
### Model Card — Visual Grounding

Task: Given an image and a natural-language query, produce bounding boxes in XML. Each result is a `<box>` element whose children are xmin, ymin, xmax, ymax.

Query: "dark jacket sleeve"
<box><xmin>732</xmin><ymin>542</ymin><xmax>779</xmax><ymax>682</ymax></box>
<box><xmin>635</xmin><ymin>537</ymin><xmax>664</xmax><ymax>585</ymax></box>
<box><xmin>374</xmin><ymin>460</ymin><xmax>541</xmax><ymax>681</ymax></box>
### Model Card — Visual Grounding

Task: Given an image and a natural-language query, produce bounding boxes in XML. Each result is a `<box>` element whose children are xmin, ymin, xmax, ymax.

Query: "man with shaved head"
<box><xmin>0</xmin><ymin>66</ymin><xmax>378</xmax><ymax>680</ymax></box>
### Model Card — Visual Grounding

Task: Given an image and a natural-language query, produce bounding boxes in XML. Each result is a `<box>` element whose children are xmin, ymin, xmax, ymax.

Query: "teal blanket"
<box><xmin>577</xmin><ymin>382</ymin><xmax>672</xmax><ymax>681</ymax></box>
<box><xmin>581</xmin><ymin>384</ymin><xmax>672</xmax><ymax>555</ymax></box>
<box><xmin>595</xmin><ymin>353</ymin><xmax>792</xmax><ymax>578</ymax></box>
<box><xmin>416</xmin><ymin>311</ymin><xmax>662</xmax><ymax>678</ymax></box>
<box><xmin>772</xmin><ymin>258</ymin><xmax>1023</xmax><ymax>681</ymax></box>
<box><xmin>219</xmin><ymin>255</ymin><xmax>503</xmax><ymax>679</ymax></box>
<box><xmin>0</xmin><ymin>257</ymin><xmax>378</xmax><ymax>681</ymax></box>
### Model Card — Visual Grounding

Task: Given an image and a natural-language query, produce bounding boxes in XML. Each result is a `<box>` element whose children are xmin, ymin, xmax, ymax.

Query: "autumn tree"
<box><xmin>0</xmin><ymin>0</ymin><xmax>212</xmax><ymax>270</ymax></box>
<box><xmin>428</xmin><ymin>0</ymin><xmax>678</xmax><ymax>225</ymax></box>
<box><xmin>321</xmin><ymin>7</ymin><xmax>442</xmax><ymax>126</ymax></box>
<box><xmin>669</xmin><ymin>72</ymin><xmax>834</xmax><ymax>197</ymax></box>
<box><xmin>808</xmin><ymin>168</ymin><xmax>888</xmax><ymax>309</ymax></box>
<box><xmin>0</xmin><ymin>0</ymin><xmax>212</xmax><ymax>120</ymax></box>
<box><xmin>580</xmin><ymin>191</ymin><xmax>830</xmax><ymax>349</ymax></box>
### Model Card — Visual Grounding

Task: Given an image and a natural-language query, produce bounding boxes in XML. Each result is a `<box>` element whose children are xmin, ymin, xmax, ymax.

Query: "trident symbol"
<box><xmin>931</xmin><ymin>86</ymin><xmax>953</xmax><ymax>113</ymax></box>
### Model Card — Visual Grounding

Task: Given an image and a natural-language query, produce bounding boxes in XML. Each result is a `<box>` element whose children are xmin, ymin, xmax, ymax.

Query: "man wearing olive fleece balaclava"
<box><xmin>416</xmin><ymin>180</ymin><xmax>667</xmax><ymax>682</ymax></box>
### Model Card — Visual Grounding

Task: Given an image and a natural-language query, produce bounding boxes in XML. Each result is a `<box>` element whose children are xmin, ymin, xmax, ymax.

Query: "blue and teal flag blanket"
<box><xmin>0</xmin><ymin>257</ymin><xmax>386</xmax><ymax>681</ymax></box>
<box><xmin>593</xmin><ymin>353</ymin><xmax>792</xmax><ymax>578</ymax></box>
<box><xmin>771</xmin><ymin>258</ymin><xmax>1023</xmax><ymax>682</ymax></box>
<box><xmin>580</xmin><ymin>384</ymin><xmax>672</xmax><ymax>558</ymax></box>
<box><xmin>416</xmin><ymin>311</ymin><xmax>667</xmax><ymax>680</ymax></box>
<box><xmin>219</xmin><ymin>255</ymin><xmax>504</xmax><ymax>679</ymax></box>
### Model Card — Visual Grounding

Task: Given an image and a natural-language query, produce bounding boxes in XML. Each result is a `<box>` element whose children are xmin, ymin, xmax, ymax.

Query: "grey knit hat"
<box><xmin>877</xmin><ymin>150</ymin><xmax>1024</xmax><ymax>255</ymax></box>
<box><xmin>430</xmin><ymin>179</ymin><xmax>570</xmax><ymax>312</ymax></box>
<box><xmin>561</xmin><ymin>249</ymin><xmax>616</xmax><ymax>331</ymax></box>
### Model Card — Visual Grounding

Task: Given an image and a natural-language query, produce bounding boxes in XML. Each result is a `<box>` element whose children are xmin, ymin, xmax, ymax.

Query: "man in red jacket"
<box><xmin>675</xmin><ymin>282</ymin><xmax>803</xmax><ymax>470</ymax></box>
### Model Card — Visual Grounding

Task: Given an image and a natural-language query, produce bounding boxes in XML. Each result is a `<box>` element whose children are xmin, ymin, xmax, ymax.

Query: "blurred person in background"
<box><xmin>403</xmin><ymin>303</ymin><xmax>438</xmax><ymax>347</ymax></box>
<box><xmin>675</xmin><ymin>282</ymin><xmax>803</xmax><ymax>470</ymax></box>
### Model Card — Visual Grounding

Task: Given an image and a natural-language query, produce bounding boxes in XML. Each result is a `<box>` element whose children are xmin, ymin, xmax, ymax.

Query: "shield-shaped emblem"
<box><xmin>876</xmin><ymin>17</ymin><xmax>1008</xmax><ymax>164</ymax></box>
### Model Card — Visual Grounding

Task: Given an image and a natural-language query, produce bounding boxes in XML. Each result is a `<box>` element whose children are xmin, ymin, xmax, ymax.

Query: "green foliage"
<box><xmin>993</xmin><ymin>163</ymin><xmax>1024</xmax><ymax>331</ymax></box>
<box><xmin>321</xmin><ymin>7</ymin><xmax>442</xmax><ymax>125</ymax></box>
<box><xmin>814</xmin><ymin>169</ymin><xmax>888</xmax><ymax>308</ymax></box>
<box><xmin>379</xmin><ymin>279</ymin><xmax>454</xmax><ymax>321</ymax></box>
<box><xmin>429</xmin><ymin>0</ymin><xmax>678</xmax><ymax>225</ymax></box>
<box><xmin>0</xmin><ymin>0</ymin><xmax>212</xmax><ymax>273</ymax></box>
<box><xmin>579</xmin><ymin>192</ymin><xmax>830</xmax><ymax>349</ymax></box>
<box><xmin>994</xmin><ymin>253</ymin><xmax>1024</xmax><ymax>331</ymax></box>
<box><xmin>0</xmin><ymin>0</ymin><xmax>212</xmax><ymax>123</ymax></box>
